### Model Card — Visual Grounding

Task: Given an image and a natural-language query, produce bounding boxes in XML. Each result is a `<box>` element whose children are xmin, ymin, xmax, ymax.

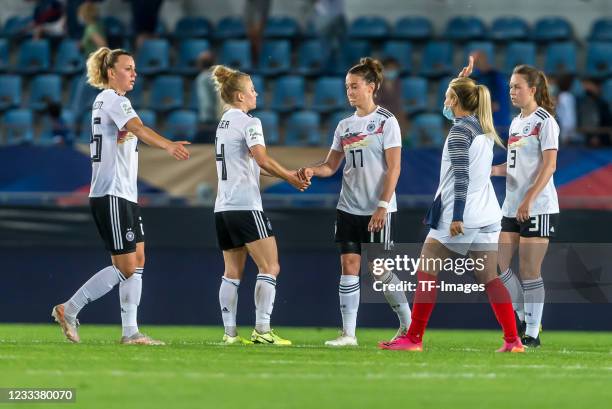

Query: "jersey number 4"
<box><xmin>215</xmin><ymin>137</ymin><xmax>227</xmax><ymax>180</ymax></box>
<box><xmin>349</xmin><ymin>149</ymin><xmax>364</xmax><ymax>168</ymax></box>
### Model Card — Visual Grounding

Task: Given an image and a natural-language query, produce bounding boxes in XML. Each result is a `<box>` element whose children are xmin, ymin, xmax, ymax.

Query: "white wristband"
<box><xmin>377</xmin><ymin>200</ymin><xmax>389</xmax><ymax>209</ymax></box>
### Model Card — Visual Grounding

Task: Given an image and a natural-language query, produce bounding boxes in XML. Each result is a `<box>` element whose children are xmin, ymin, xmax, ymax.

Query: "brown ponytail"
<box><xmin>348</xmin><ymin>57</ymin><xmax>384</xmax><ymax>96</ymax></box>
<box><xmin>512</xmin><ymin>65</ymin><xmax>556</xmax><ymax>116</ymax></box>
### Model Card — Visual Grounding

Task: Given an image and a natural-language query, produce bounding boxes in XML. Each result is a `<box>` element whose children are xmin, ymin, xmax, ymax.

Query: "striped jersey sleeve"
<box><xmin>447</xmin><ymin>124</ymin><xmax>472</xmax><ymax>222</ymax></box>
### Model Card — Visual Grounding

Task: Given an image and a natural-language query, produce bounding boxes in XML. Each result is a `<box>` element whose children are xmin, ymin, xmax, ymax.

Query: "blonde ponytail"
<box><xmin>475</xmin><ymin>85</ymin><xmax>505</xmax><ymax>148</ymax></box>
<box><xmin>211</xmin><ymin>64</ymin><xmax>249</xmax><ymax>105</ymax></box>
<box><xmin>86</xmin><ymin>47</ymin><xmax>132</xmax><ymax>89</ymax></box>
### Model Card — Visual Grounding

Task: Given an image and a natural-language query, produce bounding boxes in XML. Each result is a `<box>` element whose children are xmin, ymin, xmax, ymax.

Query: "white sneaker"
<box><xmin>325</xmin><ymin>333</ymin><xmax>358</xmax><ymax>347</ymax></box>
<box><xmin>51</xmin><ymin>304</ymin><xmax>80</xmax><ymax>343</ymax></box>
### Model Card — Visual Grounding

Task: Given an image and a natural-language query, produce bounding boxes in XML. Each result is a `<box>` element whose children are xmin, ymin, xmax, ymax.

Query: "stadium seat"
<box><xmin>326</xmin><ymin>111</ymin><xmax>353</xmax><ymax>145</ymax></box>
<box><xmin>381</xmin><ymin>41</ymin><xmax>412</xmax><ymax>74</ymax></box>
<box><xmin>465</xmin><ymin>41</ymin><xmax>495</xmax><ymax>65</ymax></box>
<box><xmin>296</xmin><ymin>39</ymin><xmax>326</xmax><ymax>76</ymax></box>
<box><xmin>312</xmin><ymin>77</ymin><xmax>347</xmax><ymax>113</ymax></box>
<box><xmin>0</xmin><ymin>75</ymin><xmax>21</xmax><ymax>110</ymax></box>
<box><xmin>408</xmin><ymin>113</ymin><xmax>445</xmax><ymax>147</ymax></box>
<box><xmin>333</xmin><ymin>40</ymin><xmax>372</xmax><ymax>75</ymax></box>
<box><xmin>2</xmin><ymin>15</ymin><xmax>32</xmax><ymax>38</ymax></box>
<box><xmin>264</xmin><ymin>16</ymin><xmax>300</xmax><ymax>38</ymax></box>
<box><xmin>17</xmin><ymin>39</ymin><xmax>50</xmax><ymax>74</ymax></box>
<box><xmin>258</xmin><ymin>40</ymin><xmax>291</xmax><ymax>76</ymax></box>
<box><xmin>137</xmin><ymin>109</ymin><xmax>157</xmax><ymax>128</ymax></box>
<box><xmin>255</xmin><ymin>110</ymin><xmax>280</xmax><ymax>144</ymax></box>
<box><xmin>251</xmin><ymin>74</ymin><xmax>265</xmax><ymax>108</ymax></box>
<box><xmin>78</xmin><ymin>111</ymin><xmax>92</xmax><ymax>143</ymax></box>
<box><xmin>69</xmin><ymin>75</ymin><xmax>99</xmax><ymax>118</ymax></box>
<box><xmin>136</xmin><ymin>39</ymin><xmax>169</xmax><ymax>75</ymax></box>
<box><xmin>544</xmin><ymin>42</ymin><xmax>577</xmax><ymax>75</ymax></box>
<box><xmin>419</xmin><ymin>41</ymin><xmax>453</xmax><ymax>78</ymax></box>
<box><xmin>444</xmin><ymin>16</ymin><xmax>487</xmax><ymax>41</ymax></box>
<box><xmin>504</xmin><ymin>42</ymin><xmax>536</xmax><ymax>74</ymax></box>
<box><xmin>165</xmin><ymin>110</ymin><xmax>197</xmax><ymax>141</ymax></box>
<box><xmin>585</xmin><ymin>42</ymin><xmax>612</xmax><ymax>78</ymax></box>
<box><xmin>173</xmin><ymin>16</ymin><xmax>211</xmax><ymax>38</ymax></box>
<box><xmin>285</xmin><ymin>111</ymin><xmax>321</xmax><ymax>146</ymax></box>
<box><xmin>54</xmin><ymin>39</ymin><xmax>84</xmax><ymax>75</ymax></box>
<box><xmin>128</xmin><ymin>76</ymin><xmax>145</xmax><ymax>109</ymax></box>
<box><xmin>29</xmin><ymin>74</ymin><xmax>62</xmax><ymax>111</ymax></box>
<box><xmin>150</xmin><ymin>75</ymin><xmax>183</xmax><ymax>112</ymax></box>
<box><xmin>533</xmin><ymin>17</ymin><xmax>572</xmax><ymax>42</ymax></box>
<box><xmin>348</xmin><ymin>16</ymin><xmax>390</xmax><ymax>39</ymax></box>
<box><xmin>103</xmin><ymin>16</ymin><xmax>129</xmax><ymax>48</ymax></box>
<box><xmin>214</xmin><ymin>16</ymin><xmax>246</xmax><ymax>39</ymax></box>
<box><xmin>589</xmin><ymin>18</ymin><xmax>612</xmax><ymax>41</ymax></box>
<box><xmin>0</xmin><ymin>39</ymin><xmax>8</xmax><ymax>72</ymax></box>
<box><xmin>270</xmin><ymin>75</ymin><xmax>305</xmax><ymax>112</ymax></box>
<box><xmin>401</xmin><ymin>77</ymin><xmax>428</xmax><ymax>115</ymax></box>
<box><xmin>176</xmin><ymin>39</ymin><xmax>211</xmax><ymax>75</ymax></box>
<box><xmin>219</xmin><ymin>40</ymin><xmax>252</xmax><ymax>72</ymax></box>
<box><xmin>602</xmin><ymin>79</ymin><xmax>612</xmax><ymax>107</ymax></box>
<box><xmin>39</xmin><ymin>109</ymin><xmax>75</xmax><ymax>145</ymax></box>
<box><xmin>393</xmin><ymin>16</ymin><xmax>433</xmax><ymax>41</ymax></box>
<box><xmin>3</xmin><ymin>109</ymin><xmax>33</xmax><ymax>144</ymax></box>
<box><xmin>490</xmin><ymin>17</ymin><xmax>529</xmax><ymax>41</ymax></box>
<box><xmin>436</xmin><ymin>76</ymin><xmax>455</xmax><ymax>109</ymax></box>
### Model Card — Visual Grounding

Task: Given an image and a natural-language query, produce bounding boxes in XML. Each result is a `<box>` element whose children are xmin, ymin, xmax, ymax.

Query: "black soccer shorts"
<box><xmin>90</xmin><ymin>195</ymin><xmax>144</xmax><ymax>255</ymax></box>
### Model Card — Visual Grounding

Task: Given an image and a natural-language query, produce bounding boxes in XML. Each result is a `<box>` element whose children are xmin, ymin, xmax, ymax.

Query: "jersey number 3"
<box><xmin>215</xmin><ymin>137</ymin><xmax>227</xmax><ymax>180</ymax></box>
<box><xmin>509</xmin><ymin>149</ymin><xmax>517</xmax><ymax>169</ymax></box>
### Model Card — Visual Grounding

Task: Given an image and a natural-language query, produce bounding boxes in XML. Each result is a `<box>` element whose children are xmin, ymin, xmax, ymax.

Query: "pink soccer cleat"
<box><xmin>51</xmin><ymin>304</ymin><xmax>80</xmax><ymax>343</ymax></box>
<box><xmin>379</xmin><ymin>334</ymin><xmax>423</xmax><ymax>351</ymax></box>
<box><xmin>496</xmin><ymin>338</ymin><xmax>525</xmax><ymax>353</ymax></box>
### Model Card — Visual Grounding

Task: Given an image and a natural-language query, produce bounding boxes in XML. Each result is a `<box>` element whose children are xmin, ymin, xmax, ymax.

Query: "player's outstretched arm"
<box><xmin>458</xmin><ymin>54</ymin><xmax>475</xmax><ymax>78</ymax></box>
<box><xmin>125</xmin><ymin>117</ymin><xmax>190</xmax><ymax>161</ymax></box>
<box><xmin>368</xmin><ymin>147</ymin><xmax>401</xmax><ymax>232</ymax></box>
<box><xmin>250</xmin><ymin>145</ymin><xmax>310</xmax><ymax>191</ymax></box>
<box><xmin>299</xmin><ymin>149</ymin><xmax>344</xmax><ymax>180</ymax></box>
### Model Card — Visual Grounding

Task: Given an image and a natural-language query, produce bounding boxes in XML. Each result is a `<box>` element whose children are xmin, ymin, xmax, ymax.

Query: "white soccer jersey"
<box><xmin>502</xmin><ymin>107</ymin><xmax>560</xmax><ymax>217</ymax></box>
<box><xmin>89</xmin><ymin>89</ymin><xmax>140</xmax><ymax>203</ymax></box>
<box><xmin>331</xmin><ymin>106</ymin><xmax>402</xmax><ymax>216</ymax></box>
<box><xmin>214</xmin><ymin>108</ymin><xmax>265</xmax><ymax>212</ymax></box>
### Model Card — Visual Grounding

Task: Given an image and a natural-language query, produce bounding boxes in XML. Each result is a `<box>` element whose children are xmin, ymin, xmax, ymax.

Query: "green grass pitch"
<box><xmin>1</xmin><ymin>324</ymin><xmax>611</xmax><ymax>409</ymax></box>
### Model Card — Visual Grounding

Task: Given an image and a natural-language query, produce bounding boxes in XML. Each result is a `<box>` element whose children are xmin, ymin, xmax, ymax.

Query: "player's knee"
<box><xmin>114</xmin><ymin>259</ymin><xmax>138</xmax><ymax>279</ymax></box>
<box><xmin>341</xmin><ymin>259</ymin><xmax>360</xmax><ymax>275</ymax></box>
<box><xmin>261</xmin><ymin>262</ymin><xmax>280</xmax><ymax>277</ymax></box>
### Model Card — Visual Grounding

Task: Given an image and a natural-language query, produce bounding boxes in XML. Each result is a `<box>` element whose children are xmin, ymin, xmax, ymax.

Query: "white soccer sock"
<box><xmin>379</xmin><ymin>271</ymin><xmax>411</xmax><ymax>329</ymax></box>
<box><xmin>64</xmin><ymin>265</ymin><xmax>125</xmax><ymax>319</ymax></box>
<box><xmin>500</xmin><ymin>267</ymin><xmax>525</xmax><ymax>321</ymax></box>
<box><xmin>119</xmin><ymin>267</ymin><xmax>142</xmax><ymax>338</ymax></box>
<box><xmin>254</xmin><ymin>274</ymin><xmax>276</xmax><ymax>334</ymax></box>
<box><xmin>219</xmin><ymin>276</ymin><xmax>240</xmax><ymax>337</ymax></box>
<box><xmin>339</xmin><ymin>275</ymin><xmax>360</xmax><ymax>337</ymax></box>
<box><xmin>523</xmin><ymin>277</ymin><xmax>545</xmax><ymax>338</ymax></box>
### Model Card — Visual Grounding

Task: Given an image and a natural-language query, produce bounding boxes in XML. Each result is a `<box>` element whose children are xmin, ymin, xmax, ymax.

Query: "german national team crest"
<box><xmin>366</xmin><ymin>121</ymin><xmax>376</xmax><ymax>132</ymax></box>
<box><xmin>126</xmin><ymin>229</ymin><xmax>135</xmax><ymax>242</ymax></box>
<box><xmin>522</xmin><ymin>124</ymin><xmax>530</xmax><ymax>134</ymax></box>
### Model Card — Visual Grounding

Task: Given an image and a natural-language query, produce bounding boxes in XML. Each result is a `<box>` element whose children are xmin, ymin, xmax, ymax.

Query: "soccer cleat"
<box><xmin>251</xmin><ymin>329</ymin><xmax>292</xmax><ymax>345</ymax></box>
<box><xmin>379</xmin><ymin>334</ymin><xmax>423</xmax><ymax>351</ymax></box>
<box><xmin>515</xmin><ymin>312</ymin><xmax>526</xmax><ymax>338</ymax></box>
<box><xmin>377</xmin><ymin>327</ymin><xmax>407</xmax><ymax>348</ymax></box>
<box><xmin>120</xmin><ymin>332</ymin><xmax>165</xmax><ymax>345</ymax></box>
<box><xmin>496</xmin><ymin>338</ymin><xmax>525</xmax><ymax>353</ymax></box>
<box><xmin>222</xmin><ymin>334</ymin><xmax>253</xmax><ymax>345</ymax></box>
<box><xmin>325</xmin><ymin>333</ymin><xmax>358</xmax><ymax>347</ymax></box>
<box><xmin>521</xmin><ymin>335</ymin><xmax>541</xmax><ymax>348</ymax></box>
<box><xmin>51</xmin><ymin>304</ymin><xmax>80</xmax><ymax>343</ymax></box>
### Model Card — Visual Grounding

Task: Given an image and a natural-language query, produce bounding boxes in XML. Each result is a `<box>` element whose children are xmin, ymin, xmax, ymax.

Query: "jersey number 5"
<box><xmin>215</xmin><ymin>137</ymin><xmax>227</xmax><ymax>180</ymax></box>
<box><xmin>90</xmin><ymin>117</ymin><xmax>102</xmax><ymax>162</ymax></box>
<box><xmin>349</xmin><ymin>149</ymin><xmax>364</xmax><ymax>168</ymax></box>
<box><xmin>509</xmin><ymin>149</ymin><xmax>517</xmax><ymax>169</ymax></box>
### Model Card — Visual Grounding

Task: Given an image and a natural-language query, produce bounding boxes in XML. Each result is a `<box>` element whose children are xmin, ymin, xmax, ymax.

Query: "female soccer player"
<box><xmin>492</xmin><ymin>65</ymin><xmax>560</xmax><ymax>348</ymax></box>
<box><xmin>211</xmin><ymin>65</ymin><xmax>310</xmax><ymax>345</ymax></box>
<box><xmin>380</xmin><ymin>75</ymin><xmax>524</xmax><ymax>352</ymax></box>
<box><xmin>299</xmin><ymin>57</ymin><xmax>408</xmax><ymax>347</ymax></box>
<box><xmin>52</xmin><ymin>47</ymin><xmax>191</xmax><ymax>344</ymax></box>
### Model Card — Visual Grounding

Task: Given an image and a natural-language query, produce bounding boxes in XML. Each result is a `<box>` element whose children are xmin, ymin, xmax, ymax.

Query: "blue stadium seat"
<box><xmin>408</xmin><ymin>113</ymin><xmax>445</xmax><ymax>147</ymax></box>
<box><xmin>220</xmin><ymin>40</ymin><xmax>251</xmax><ymax>72</ymax></box>
<box><xmin>103</xmin><ymin>16</ymin><xmax>129</xmax><ymax>47</ymax></box>
<box><xmin>264</xmin><ymin>16</ymin><xmax>300</xmax><ymax>38</ymax></box>
<box><xmin>17</xmin><ymin>39</ymin><xmax>50</xmax><ymax>74</ymax></box>
<box><xmin>255</xmin><ymin>110</ymin><xmax>280</xmax><ymax>144</ymax></box>
<box><xmin>602</xmin><ymin>79</ymin><xmax>612</xmax><ymax>107</ymax></box>
<box><xmin>173</xmin><ymin>16</ymin><xmax>211</xmax><ymax>38</ymax></box>
<box><xmin>78</xmin><ymin>111</ymin><xmax>91</xmax><ymax>143</ymax></box>
<box><xmin>585</xmin><ymin>42</ymin><xmax>612</xmax><ymax>78</ymax></box>
<box><xmin>165</xmin><ymin>110</ymin><xmax>197</xmax><ymax>141</ymax></box>
<box><xmin>419</xmin><ymin>41</ymin><xmax>453</xmax><ymax>78</ymax></box>
<box><xmin>0</xmin><ymin>39</ymin><xmax>8</xmax><ymax>72</ymax></box>
<box><xmin>444</xmin><ymin>16</ymin><xmax>486</xmax><ymax>41</ymax></box>
<box><xmin>312</xmin><ymin>77</ymin><xmax>346</xmax><ymax>113</ymax></box>
<box><xmin>3</xmin><ymin>109</ymin><xmax>33</xmax><ymax>144</ymax></box>
<box><xmin>137</xmin><ymin>109</ymin><xmax>157</xmax><ymax>128</ymax></box>
<box><xmin>544</xmin><ymin>42</ymin><xmax>577</xmax><ymax>75</ymax></box>
<box><xmin>348</xmin><ymin>16</ymin><xmax>390</xmax><ymax>39</ymax></box>
<box><xmin>285</xmin><ymin>111</ymin><xmax>321</xmax><ymax>146</ymax></box>
<box><xmin>54</xmin><ymin>39</ymin><xmax>84</xmax><ymax>75</ymax></box>
<box><xmin>29</xmin><ymin>74</ymin><xmax>62</xmax><ymax>111</ymax></box>
<box><xmin>150</xmin><ymin>75</ymin><xmax>183</xmax><ymax>112</ymax></box>
<box><xmin>533</xmin><ymin>17</ymin><xmax>572</xmax><ymax>42</ymax></box>
<box><xmin>251</xmin><ymin>74</ymin><xmax>265</xmax><ymax>108</ymax></box>
<box><xmin>136</xmin><ymin>39</ymin><xmax>169</xmax><ymax>75</ymax></box>
<box><xmin>465</xmin><ymin>41</ymin><xmax>495</xmax><ymax>65</ymax></box>
<box><xmin>2</xmin><ymin>16</ymin><xmax>32</xmax><ymax>38</ymax></box>
<box><xmin>296</xmin><ymin>39</ymin><xmax>325</xmax><ymax>76</ymax></box>
<box><xmin>259</xmin><ymin>40</ymin><xmax>291</xmax><ymax>76</ymax></box>
<box><xmin>394</xmin><ymin>16</ymin><xmax>433</xmax><ymax>41</ymax></box>
<box><xmin>270</xmin><ymin>75</ymin><xmax>305</xmax><ymax>112</ymax></box>
<box><xmin>401</xmin><ymin>77</ymin><xmax>428</xmax><ymax>115</ymax></box>
<box><xmin>176</xmin><ymin>39</ymin><xmax>211</xmax><ymax>75</ymax></box>
<box><xmin>436</xmin><ymin>76</ymin><xmax>455</xmax><ymax>110</ymax></box>
<box><xmin>504</xmin><ymin>42</ymin><xmax>536</xmax><ymax>74</ymax></box>
<box><xmin>589</xmin><ymin>18</ymin><xmax>612</xmax><ymax>41</ymax></box>
<box><xmin>334</xmin><ymin>40</ymin><xmax>371</xmax><ymax>75</ymax></box>
<box><xmin>490</xmin><ymin>17</ymin><xmax>529</xmax><ymax>41</ymax></box>
<box><xmin>39</xmin><ymin>109</ymin><xmax>75</xmax><ymax>145</ymax></box>
<box><xmin>381</xmin><ymin>41</ymin><xmax>412</xmax><ymax>74</ymax></box>
<box><xmin>128</xmin><ymin>77</ymin><xmax>145</xmax><ymax>109</ymax></box>
<box><xmin>214</xmin><ymin>16</ymin><xmax>246</xmax><ymax>39</ymax></box>
<box><xmin>326</xmin><ymin>111</ymin><xmax>353</xmax><ymax>145</ymax></box>
<box><xmin>69</xmin><ymin>75</ymin><xmax>99</xmax><ymax>118</ymax></box>
<box><xmin>0</xmin><ymin>75</ymin><xmax>21</xmax><ymax>110</ymax></box>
